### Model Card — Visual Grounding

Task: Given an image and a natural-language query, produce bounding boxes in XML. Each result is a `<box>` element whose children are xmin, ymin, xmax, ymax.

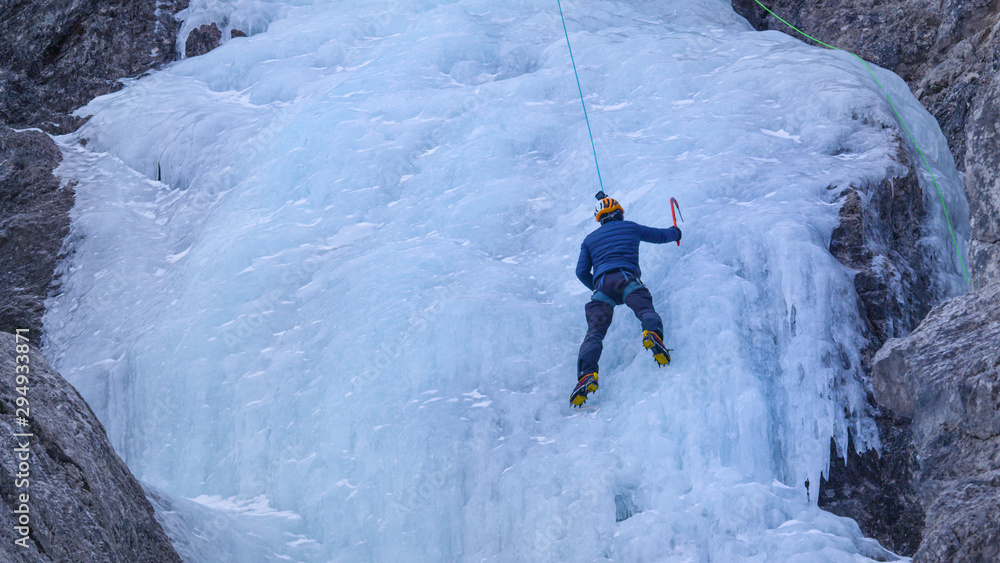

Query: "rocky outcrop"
<box><xmin>185</xmin><ymin>22</ymin><xmax>223</xmax><ymax>58</ymax></box>
<box><xmin>730</xmin><ymin>0</ymin><xmax>1000</xmax><ymax>291</ymax></box>
<box><xmin>731</xmin><ymin>0</ymin><xmax>1000</xmax><ymax>556</ymax></box>
<box><xmin>0</xmin><ymin>0</ymin><xmax>189</xmax><ymax>134</ymax></box>
<box><xmin>0</xmin><ymin>127</ymin><xmax>73</xmax><ymax>338</ymax></box>
<box><xmin>820</xmin><ymin>420</ymin><xmax>924</xmax><ymax>556</ymax></box>
<box><xmin>964</xmin><ymin>72</ymin><xmax>1000</xmax><ymax>287</ymax></box>
<box><xmin>822</xmin><ymin>136</ymin><xmax>938</xmax><ymax>555</ymax></box>
<box><xmin>0</xmin><ymin>0</ymin><xmax>189</xmax><ymax>340</ymax></box>
<box><xmin>872</xmin><ymin>283</ymin><xmax>1000</xmax><ymax>562</ymax></box>
<box><xmin>730</xmin><ymin>0</ymin><xmax>996</xmax><ymax>165</ymax></box>
<box><xmin>0</xmin><ymin>2</ymin><xmax>190</xmax><ymax>560</ymax></box>
<box><xmin>0</xmin><ymin>332</ymin><xmax>181</xmax><ymax>562</ymax></box>
<box><xmin>828</xmin><ymin>143</ymin><xmax>935</xmax><ymax>357</ymax></box>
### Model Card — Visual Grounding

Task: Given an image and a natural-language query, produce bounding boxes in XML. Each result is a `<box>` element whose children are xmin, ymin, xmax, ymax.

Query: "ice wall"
<box><xmin>45</xmin><ymin>0</ymin><xmax>967</xmax><ymax>560</ymax></box>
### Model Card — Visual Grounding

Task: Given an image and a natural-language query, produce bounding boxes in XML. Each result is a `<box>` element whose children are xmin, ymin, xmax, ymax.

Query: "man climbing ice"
<box><xmin>571</xmin><ymin>192</ymin><xmax>682</xmax><ymax>406</ymax></box>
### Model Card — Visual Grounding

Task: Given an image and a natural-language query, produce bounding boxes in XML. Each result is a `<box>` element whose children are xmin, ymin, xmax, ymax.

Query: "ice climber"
<box><xmin>571</xmin><ymin>192</ymin><xmax>681</xmax><ymax>406</ymax></box>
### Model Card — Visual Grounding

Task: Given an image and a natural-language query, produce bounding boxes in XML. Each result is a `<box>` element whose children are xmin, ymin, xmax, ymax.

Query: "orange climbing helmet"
<box><xmin>594</xmin><ymin>194</ymin><xmax>623</xmax><ymax>223</ymax></box>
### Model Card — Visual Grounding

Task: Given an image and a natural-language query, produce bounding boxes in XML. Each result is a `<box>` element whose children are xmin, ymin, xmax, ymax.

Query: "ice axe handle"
<box><xmin>670</xmin><ymin>197</ymin><xmax>683</xmax><ymax>246</ymax></box>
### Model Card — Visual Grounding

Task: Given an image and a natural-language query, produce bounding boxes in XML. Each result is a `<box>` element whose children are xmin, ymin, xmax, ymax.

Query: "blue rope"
<box><xmin>556</xmin><ymin>0</ymin><xmax>605</xmax><ymax>192</ymax></box>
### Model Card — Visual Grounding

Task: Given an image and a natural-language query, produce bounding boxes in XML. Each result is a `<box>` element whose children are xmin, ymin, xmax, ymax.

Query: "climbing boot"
<box><xmin>570</xmin><ymin>372</ymin><xmax>599</xmax><ymax>406</ymax></box>
<box><xmin>642</xmin><ymin>330</ymin><xmax>671</xmax><ymax>367</ymax></box>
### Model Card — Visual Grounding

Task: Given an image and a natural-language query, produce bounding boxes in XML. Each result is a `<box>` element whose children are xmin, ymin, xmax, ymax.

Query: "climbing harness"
<box><xmin>592</xmin><ymin>269</ymin><xmax>644</xmax><ymax>306</ymax></box>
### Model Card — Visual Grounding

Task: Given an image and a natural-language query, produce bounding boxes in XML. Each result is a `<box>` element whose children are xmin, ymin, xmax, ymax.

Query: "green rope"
<box><xmin>752</xmin><ymin>0</ymin><xmax>971</xmax><ymax>285</ymax></box>
<box><xmin>556</xmin><ymin>0</ymin><xmax>605</xmax><ymax>192</ymax></box>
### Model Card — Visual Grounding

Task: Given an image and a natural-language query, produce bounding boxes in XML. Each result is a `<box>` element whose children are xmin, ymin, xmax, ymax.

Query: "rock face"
<box><xmin>822</xmin><ymin>137</ymin><xmax>938</xmax><ymax>555</ymax></box>
<box><xmin>0</xmin><ymin>127</ymin><xmax>73</xmax><ymax>339</ymax></box>
<box><xmin>872</xmin><ymin>283</ymin><xmax>1000</xmax><ymax>562</ymax></box>
<box><xmin>185</xmin><ymin>22</ymin><xmax>223</xmax><ymax>58</ymax></box>
<box><xmin>820</xmin><ymin>421</ymin><xmax>925</xmax><ymax>556</ymax></box>
<box><xmin>0</xmin><ymin>0</ymin><xmax>189</xmax><ymax>134</ymax></box>
<box><xmin>0</xmin><ymin>2</ymin><xmax>189</xmax><ymax>561</ymax></box>
<box><xmin>964</xmin><ymin>72</ymin><xmax>1000</xmax><ymax>286</ymax></box>
<box><xmin>0</xmin><ymin>332</ymin><xmax>182</xmax><ymax>562</ymax></box>
<box><xmin>828</xmin><ymin>143</ymin><xmax>936</xmax><ymax>357</ymax></box>
<box><xmin>730</xmin><ymin>0</ymin><xmax>1000</xmax><ymax>291</ymax></box>
<box><xmin>730</xmin><ymin>0</ymin><xmax>1000</xmax><ymax>556</ymax></box>
<box><xmin>0</xmin><ymin>0</ymin><xmax>189</xmax><ymax>340</ymax></box>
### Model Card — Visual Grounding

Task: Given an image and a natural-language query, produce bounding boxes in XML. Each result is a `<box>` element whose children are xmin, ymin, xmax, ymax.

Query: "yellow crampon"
<box><xmin>643</xmin><ymin>330</ymin><xmax>671</xmax><ymax>367</ymax></box>
<box><xmin>570</xmin><ymin>373</ymin><xmax>599</xmax><ymax>406</ymax></box>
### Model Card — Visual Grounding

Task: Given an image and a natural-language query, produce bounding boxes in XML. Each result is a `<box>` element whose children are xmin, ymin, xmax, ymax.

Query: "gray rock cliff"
<box><xmin>824</xmin><ymin>138</ymin><xmax>936</xmax><ymax>555</ymax></box>
<box><xmin>873</xmin><ymin>283</ymin><xmax>1000</xmax><ymax>562</ymax></box>
<box><xmin>732</xmin><ymin>0</ymin><xmax>1000</xmax><ymax>557</ymax></box>
<box><xmin>0</xmin><ymin>0</ymin><xmax>189</xmax><ymax>134</ymax></box>
<box><xmin>731</xmin><ymin>0</ymin><xmax>1000</xmax><ymax>292</ymax></box>
<box><xmin>964</xmin><ymin>72</ymin><xmax>1000</xmax><ymax>286</ymax></box>
<box><xmin>0</xmin><ymin>332</ymin><xmax>181</xmax><ymax>562</ymax></box>
<box><xmin>0</xmin><ymin>0</ymin><xmax>189</xmax><ymax>340</ymax></box>
<box><xmin>1</xmin><ymin>1</ymin><xmax>188</xmax><ymax>560</ymax></box>
<box><xmin>0</xmin><ymin>127</ymin><xmax>73</xmax><ymax>340</ymax></box>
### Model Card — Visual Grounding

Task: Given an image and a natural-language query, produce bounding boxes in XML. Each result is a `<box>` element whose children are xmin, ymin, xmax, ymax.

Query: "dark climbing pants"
<box><xmin>577</xmin><ymin>270</ymin><xmax>663</xmax><ymax>378</ymax></box>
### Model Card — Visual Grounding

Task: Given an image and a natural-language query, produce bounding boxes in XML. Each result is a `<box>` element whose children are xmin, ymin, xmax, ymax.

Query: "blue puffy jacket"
<box><xmin>576</xmin><ymin>219</ymin><xmax>680</xmax><ymax>290</ymax></box>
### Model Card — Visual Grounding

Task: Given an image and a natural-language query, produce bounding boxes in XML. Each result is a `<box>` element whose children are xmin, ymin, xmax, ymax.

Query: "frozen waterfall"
<box><xmin>44</xmin><ymin>0</ymin><xmax>966</xmax><ymax>560</ymax></box>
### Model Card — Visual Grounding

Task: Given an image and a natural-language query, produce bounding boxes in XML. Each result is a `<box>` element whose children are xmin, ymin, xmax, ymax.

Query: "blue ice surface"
<box><xmin>45</xmin><ymin>0</ymin><xmax>967</xmax><ymax>560</ymax></box>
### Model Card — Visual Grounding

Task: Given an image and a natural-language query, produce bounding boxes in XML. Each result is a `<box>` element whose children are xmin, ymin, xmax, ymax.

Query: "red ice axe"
<box><xmin>670</xmin><ymin>197</ymin><xmax>683</xmax><ymax>246</ymax></box>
